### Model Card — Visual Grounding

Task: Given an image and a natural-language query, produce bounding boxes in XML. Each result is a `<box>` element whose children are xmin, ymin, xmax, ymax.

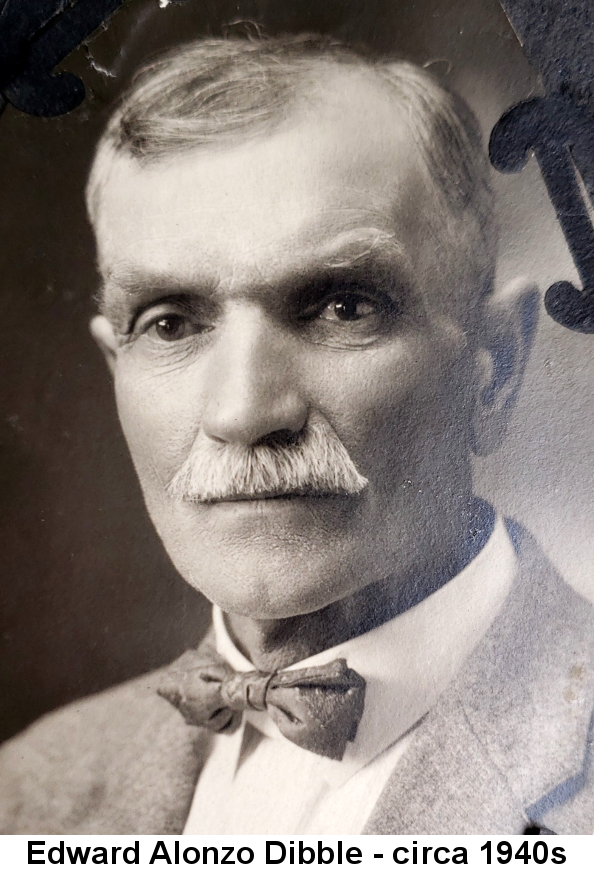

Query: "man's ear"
<box><xmin>90</xmin><ymin>315</ymin><xmax>119</xmax><ymax>377</ymax></box>
<box><xmin>471</xmin><ymin>278</ymin><xmax>540</xmax><ymax>456</ymax></box>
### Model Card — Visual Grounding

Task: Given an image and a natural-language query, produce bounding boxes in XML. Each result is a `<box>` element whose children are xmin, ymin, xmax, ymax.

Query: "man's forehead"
<box><xmin>94</xmin><ymin>72</ymin><xmax>430</xmax><ymax>291</ymax></box>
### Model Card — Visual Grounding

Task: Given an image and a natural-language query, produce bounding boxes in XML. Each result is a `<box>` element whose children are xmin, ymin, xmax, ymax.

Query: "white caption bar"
<box><xmin>0</xmin><ymin>835</ymin><xmax>592</xmax><ymax>872</ymax></box>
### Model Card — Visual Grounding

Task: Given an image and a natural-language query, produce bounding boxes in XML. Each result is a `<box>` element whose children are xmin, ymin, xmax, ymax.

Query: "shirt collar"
<box><xmin>213</xmin><ymin>514</ymin><xmax>517</xmax><ymax>787</ymax></box>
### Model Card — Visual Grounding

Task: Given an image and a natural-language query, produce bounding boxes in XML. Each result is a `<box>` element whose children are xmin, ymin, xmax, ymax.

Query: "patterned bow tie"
<box><xmin>158</xmin><ymin>644</ymin><xmax>366</xmax><ymax>760</ymax></box>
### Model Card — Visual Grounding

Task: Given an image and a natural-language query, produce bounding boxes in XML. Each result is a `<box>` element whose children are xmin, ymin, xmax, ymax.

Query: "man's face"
<box><xmin>93</xmin><ymin>74</ymin><xmax>479</xmax><ymax>620</ymax></box>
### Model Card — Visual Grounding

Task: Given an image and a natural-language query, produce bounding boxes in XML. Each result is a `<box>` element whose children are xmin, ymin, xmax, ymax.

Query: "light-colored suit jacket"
<box><xmin>1</xmin><ymin>524</ymin><xmax>594</xmax><ymax>835</ymax></box>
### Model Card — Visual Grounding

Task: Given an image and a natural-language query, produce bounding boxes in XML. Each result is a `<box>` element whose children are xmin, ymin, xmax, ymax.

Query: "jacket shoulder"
<box><xmin>367</xmin><ymin>523</ymin><xmax>594</xmax><ymax>835</ymax></box>
<box><xmin>0</xmin><ymin>671</ymin><xmax>208</xmax><ymax>834</ymax></box>
<box><xmin>510</xmin><ymin>525</ymin><xmax>594</xmax><ymax>833</ymax></box>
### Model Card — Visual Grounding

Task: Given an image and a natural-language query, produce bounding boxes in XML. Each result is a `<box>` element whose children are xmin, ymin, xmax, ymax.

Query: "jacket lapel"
<box><xmin>365</xmin><ymin>527</ymin><xmax>594</xmax><ymax>834</ymax></box>
<box><xmin>364</xmin><ymin>694</ymin><xmax>527</xmax><ymax>833</ymax></box>
<box><xmin>72</xmin><ymin>673</ymin><xmax>212</xmax><ymax>834</ymax></box>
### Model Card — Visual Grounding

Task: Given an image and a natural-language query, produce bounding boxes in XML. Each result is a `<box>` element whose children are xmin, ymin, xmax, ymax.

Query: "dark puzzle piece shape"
<box><xmin>492</xmin><ymin>1</ymin><xmax>594</xmax><ymax>333</ymax></box>
<box><xmin>0</xmin><ymin>0</ymin><xmax>132</xmax><ymax>117</ymax></box>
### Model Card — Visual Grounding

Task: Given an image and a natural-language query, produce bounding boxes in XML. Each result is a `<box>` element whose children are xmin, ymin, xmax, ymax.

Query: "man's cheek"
<box><xmin>115</xmin><ymin>380</ymin><xmax>189</xmax><ymax>491</ymax></box>
<box><xmin>319</xmin><ymin>362</ymin><xmax>428</xmax><ymax>474</ymax></box>
<box><xmin>352</xmin><ymin>388</ymin><xmax>466</xmax><ymax>492</ymax></box>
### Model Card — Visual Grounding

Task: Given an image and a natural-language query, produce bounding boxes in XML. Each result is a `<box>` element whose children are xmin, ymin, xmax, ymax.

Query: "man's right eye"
<box><xmin>132</xmin><ymin>305</ymin><xmax>211</xmax><ymax>343</ymax></box>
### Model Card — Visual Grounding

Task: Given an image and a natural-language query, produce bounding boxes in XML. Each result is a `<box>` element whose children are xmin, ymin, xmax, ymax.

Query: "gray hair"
<box><xmin>87</xmin><ymin>34</ymin><xmax>496</xmax><ymax>313</ymax></box>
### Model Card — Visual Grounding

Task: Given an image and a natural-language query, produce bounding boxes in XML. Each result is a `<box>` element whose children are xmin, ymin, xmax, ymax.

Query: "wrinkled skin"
<box><xmin>90</xmin><ymin>71</ymin><xmax>536</xmax><ymax>668</ymax></box>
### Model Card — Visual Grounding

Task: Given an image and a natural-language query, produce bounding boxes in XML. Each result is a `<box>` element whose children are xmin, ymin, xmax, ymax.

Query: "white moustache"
<box><xmin>167</xmin><ymin>411</ymin><xmax>369</xmax><ymax>503</ymax></box>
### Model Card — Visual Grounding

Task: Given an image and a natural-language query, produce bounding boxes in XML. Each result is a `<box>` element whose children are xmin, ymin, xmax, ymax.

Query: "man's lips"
<box><xmin>201</xmin><ymin>490</ymin><xmax>344</xmax><ymax>505</ymax></box>
<box><xmin>178</xmin><ymin>490</ymin><xmax>364</xmax><ymax>527</ymax></box>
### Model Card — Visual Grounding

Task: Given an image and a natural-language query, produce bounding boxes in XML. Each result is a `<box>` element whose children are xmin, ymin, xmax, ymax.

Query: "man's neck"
<box><xmin>225</xmin><ymin>499</ymin><xmax>495</xmax><ymax>672</ymax></box>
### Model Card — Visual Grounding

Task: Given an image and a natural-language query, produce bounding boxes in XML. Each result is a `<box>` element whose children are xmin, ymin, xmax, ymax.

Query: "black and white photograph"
<box><xmin>1</xmin><ymin>0</ymin><xmax>594</xmax><ymax>837</ymax></box>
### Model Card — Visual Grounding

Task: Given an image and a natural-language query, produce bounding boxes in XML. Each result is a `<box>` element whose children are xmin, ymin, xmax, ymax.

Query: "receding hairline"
<box><xmin>87</xmin><ymin>54</ymin><xmax>443</xmax><ymax>201</ymax></box>
<box><xmin>101</xmin><ymin>36</ymin><xmax>400</xmax><ymax>159</ymax></box>
<box><xmin>87</xmin><ymin>51</ymin><xmax>487</xmax><ymax>220</ymax></box>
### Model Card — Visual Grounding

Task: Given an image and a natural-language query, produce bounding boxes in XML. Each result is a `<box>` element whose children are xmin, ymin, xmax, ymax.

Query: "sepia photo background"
<box><xmin>1</xmin><ymin>0</ymin><xmax>592</xmax><ymax>744</ymax></box>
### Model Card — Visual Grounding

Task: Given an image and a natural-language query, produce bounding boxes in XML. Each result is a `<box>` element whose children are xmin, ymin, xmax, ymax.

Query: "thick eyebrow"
<box><xmin>317</xmin><ymin>229</ymin><xmax>412</xmax><ymax>274</ymax></box>
<box><xmin>97</xmin><ymin>229</ymin><xmax>413</xmax><ymax>324</ymax></box>
<box><xmin>98</xmin><ymin>268</ymin><xmax>217</xmax><ymax>328</ymax></box>
<box><xmin>283</xmin><ymin>230</ymin><xmax>415</xmax><ymax>307</ymax></box>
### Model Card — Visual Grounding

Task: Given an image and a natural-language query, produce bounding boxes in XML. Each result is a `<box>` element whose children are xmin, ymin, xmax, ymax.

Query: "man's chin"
<box><xmin>172</xmin><ymin>538</ymin><xmax>373</xmax><ymax>620</ymax></box>
<box><xmin>149</xmin><ymin>491</ymin><xmax>385</xmax><ymax>617</ymax></box>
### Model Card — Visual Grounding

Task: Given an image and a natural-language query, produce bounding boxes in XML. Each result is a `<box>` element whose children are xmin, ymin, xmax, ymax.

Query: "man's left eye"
<box><xmin>319</xmin><ymin>294</ymin><xmax>377</xmax><ymax>322</ymax></box>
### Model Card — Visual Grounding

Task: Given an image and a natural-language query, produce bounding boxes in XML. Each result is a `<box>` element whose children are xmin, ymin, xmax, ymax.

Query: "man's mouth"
<box><xmin>202</xmin><ymin>490</ymin><xmax>341</xmax><ymax>505</ymax></box>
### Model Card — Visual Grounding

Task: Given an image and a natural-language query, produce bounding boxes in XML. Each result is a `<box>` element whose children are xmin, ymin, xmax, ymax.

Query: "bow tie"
<box><xmin>158</xmin><ymin>644</ymin><xmax>366</xmax><ymax>760</ymax></box>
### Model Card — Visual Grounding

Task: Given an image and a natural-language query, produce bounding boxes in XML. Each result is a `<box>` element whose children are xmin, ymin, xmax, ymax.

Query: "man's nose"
<box><xmin>201</xmin><ymin>308</ymin><xmax>308</xmax><ymax>446</ymax></box>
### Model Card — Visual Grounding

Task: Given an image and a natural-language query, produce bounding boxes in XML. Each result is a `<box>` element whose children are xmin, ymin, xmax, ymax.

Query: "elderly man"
<box><xmin>1</xmin><ymin>35</ymin><xmax>593</xmax><ymax>835</ymax></box>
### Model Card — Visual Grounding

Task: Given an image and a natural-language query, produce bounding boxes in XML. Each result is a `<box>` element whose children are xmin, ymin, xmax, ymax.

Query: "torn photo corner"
<box><xmin>1</xmin><ymin>0</ymin><xmax>594</xmax><ymax>837</ymax></box>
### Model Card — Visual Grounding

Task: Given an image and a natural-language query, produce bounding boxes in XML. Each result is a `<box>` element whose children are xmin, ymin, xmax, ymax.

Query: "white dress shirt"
<box><xmin>184</xmin><ymin>516</ymin><xmax>517</xmax><ymax>835</ymax></box>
